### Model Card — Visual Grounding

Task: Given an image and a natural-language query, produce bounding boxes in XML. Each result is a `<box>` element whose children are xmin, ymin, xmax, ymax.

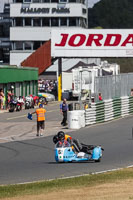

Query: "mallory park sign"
<box><xmin>21</xmin><ymin>7</ymin><xmax>70</xmax><ymax>14</ymax></box>
<box><xmin>51</xmin><ymin>29</ymin><xmax>133</xmax><ymax>57</ymax></box>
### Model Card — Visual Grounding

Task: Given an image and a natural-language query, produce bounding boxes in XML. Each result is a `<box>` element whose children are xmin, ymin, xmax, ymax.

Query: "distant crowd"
<box><xmin>0</xmin><ymin>88</ymin><xmax>14</xmax><ymax>110</ymax></box>
<box><xmin>38</xmin><ymin>79</ymin><xmax>57</xmax><ymax>97</ymax></box>
<box><xmin>0</xmin><ymin>79</ymin><xmax>58</xmax><ymax>110</ymax></box>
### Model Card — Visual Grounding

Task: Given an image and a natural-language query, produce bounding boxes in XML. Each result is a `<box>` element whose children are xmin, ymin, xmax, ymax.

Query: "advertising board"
<box><xmin>51</xmin><ymin>29</ymin><xmax>133</xmax><ymax>57</ymax></box>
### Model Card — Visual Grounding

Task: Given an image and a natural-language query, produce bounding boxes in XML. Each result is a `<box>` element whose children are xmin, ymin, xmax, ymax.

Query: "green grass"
<box><xmin>1</xmin><ymin>167</ymin><xmax>133</xmax><ymax>198</ymax></box>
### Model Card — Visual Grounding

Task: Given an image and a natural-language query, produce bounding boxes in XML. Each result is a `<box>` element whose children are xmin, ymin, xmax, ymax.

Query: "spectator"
<box><xmin>7</xmin><ymin>90</ymin><xmax>14</xmax><ymax>109</ymax></box>
<box><xmin>60</xmin><ymin>98</ymin><xmax>68</xmax><ymax>126</ymax></box>
<box><xmin>131</xmin><ymin>89</ymin><xmax>133</xmax><ymax>96</ymax></box>
<box><xmin>38</xmin><ymin>79</ymin><xmax>57</xmax><ymax>96</ymax></box>
<box><xmin>33</xmin><ymin>95</ymin><xmax>39</xmax><ymax>106</ymax></box>
<box><xmin>98</xmin><ymin>93</ymin><xmax>103</xmax><ymax>101</ymax></box>
<box><xmin>0</xmin><ymin>89</ymin><xmax>4</xmax><ymax>110</ymax></box>
<box><xmin>84</xmin><ymin>103</ymin><xmax>88</xmax><ymax>110</ymax></box>
<box><xmin>91</xmin><ymin>97</ymin><xmax>95</xmax><ymax>103</ymax></box>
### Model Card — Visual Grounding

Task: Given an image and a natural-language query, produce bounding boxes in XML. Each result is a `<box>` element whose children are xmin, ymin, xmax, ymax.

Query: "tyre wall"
<box><xmin>85</xmin><ymin>96</ymin><xmax>133</xmax><ymax>126</ymax></box>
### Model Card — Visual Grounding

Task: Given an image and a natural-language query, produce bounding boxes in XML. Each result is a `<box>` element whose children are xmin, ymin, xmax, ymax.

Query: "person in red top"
<box><xmin>98</xmin><ymin>93</ymin><xmax>103</xmax><ymax>101</ymax></box>
<box><xmin>31</xmin><ymin>104</ymin><xmax>46</xmax><ymax>136</ymax></box>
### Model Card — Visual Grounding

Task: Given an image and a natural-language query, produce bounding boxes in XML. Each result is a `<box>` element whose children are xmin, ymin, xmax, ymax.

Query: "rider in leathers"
<box><xmin>53</xmin><ymin>131</ymin><xmax>82</xmax><ymax>152</ymax></box>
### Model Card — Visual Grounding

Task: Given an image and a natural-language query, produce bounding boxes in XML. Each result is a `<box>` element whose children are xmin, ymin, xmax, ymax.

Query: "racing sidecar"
<box><xmin>55</xmin><ymin>141</ymin><xmax>103</xmax><ymax>163</ymax></box>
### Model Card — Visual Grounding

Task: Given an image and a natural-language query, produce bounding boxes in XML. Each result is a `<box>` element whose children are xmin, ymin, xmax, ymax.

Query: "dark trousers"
<box><xmin>37</xmin><ymin>120</ymin><xmax>45</xmax><ymax>134</ymax></box>
<box><xmin>61</xmin><ymin>111</ymin><xmax>67</xmax><ymax>125</ymax></box>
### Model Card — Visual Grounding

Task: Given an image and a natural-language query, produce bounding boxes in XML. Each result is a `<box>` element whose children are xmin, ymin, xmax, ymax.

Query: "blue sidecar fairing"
<box><xmin>55</xmin><ymin>141</ymin><xmax>102</xmax><ymax>163</ymax></box>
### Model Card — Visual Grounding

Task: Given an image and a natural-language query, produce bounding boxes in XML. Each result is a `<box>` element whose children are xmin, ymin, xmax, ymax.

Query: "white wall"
<box><xmin>10</xmin><ymin>27</ymin><xmax>51</xmax><ymax>41</ymax></box>
<box><xmin>10</xmin><ymin>3</ymin><xmax>87</xmax><ymax>18</ymax></box>
<box><xmin>10</xmin><ymin>51</ymin><xmax>33</xmax><ymax>66</ymax></box>
<box><xmin>10</xmin><ymin>27</ymin><xmax>82</xmax><ymax>41</ymax></box>
<box><xmin>62</xmin><ymin>72</ymin><xmax>73</xmax><ymax>91</ymax></box>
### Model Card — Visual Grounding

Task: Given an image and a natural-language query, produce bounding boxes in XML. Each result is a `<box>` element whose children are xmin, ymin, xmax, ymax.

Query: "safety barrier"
<box><xmin>85</xmin><ymin>96</ymin><xmax>133</xmax><ymax>126</ymax></box>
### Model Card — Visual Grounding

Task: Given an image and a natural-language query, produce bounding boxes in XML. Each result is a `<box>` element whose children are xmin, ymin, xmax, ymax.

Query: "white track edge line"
<box><xmin>2</xmin><ymin>165</ymin><xmax>133</xmax><ymax>186</ymax></box>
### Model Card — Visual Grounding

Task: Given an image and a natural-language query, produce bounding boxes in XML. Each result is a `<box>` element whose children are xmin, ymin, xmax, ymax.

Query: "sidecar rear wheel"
<box><xmin>95</xmin><ymin>158</ymin><xmax>101</xmax><ymax>162</ymax></box>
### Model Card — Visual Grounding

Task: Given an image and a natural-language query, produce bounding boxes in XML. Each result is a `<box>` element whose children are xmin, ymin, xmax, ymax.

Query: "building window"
<box><xmin>81</xmin><ymin>0</ymin><xmax>85</xmax><ymax>4</ymax></box>
<box><xmin>23</xmin><ymin>0</ymin><xmax>32</xmax><ymax>3</ymax></box>
<box><xmin>33</xmin><ymin>41</ymin><xmax>41</xmax><ymax>50</ymax></box>
<box><xmin>42</xmin><ymin>0</ymin><xmax>50</xmax><ymax>2</ymax></box>
<box><xmin>60</xmin><ymin>18</ymin><xmax>67</xmax><ymax>26</ymax></box>
<box><xmin>42</xmin><ymin>18</ymin><xmax>50</xmax><ymax>26</ymax></box>
<box><xmin>51</xmin><ymin>18</ymin><xmax>59</xmax><ymax>26</ymax></box>
<box><xmin>59</xmin><ymin>0</ymin><xmax>68</xmax><ymax>3</ymax></box>
<box><xmin>79</xmin><ymin>18</ymin><xmax>86</xmax><ymax>28</ymax></box>
<box><xmin>15</xmin><ymin>18</ymin><xmax>23</xmax><ymax>26</ymax></box>
<box><xmin>0</xmin><ymin>25</ymin><xmax>3</xmax><ymax>37</ymax></box>
<box><xmin>76</xmin><ymin>17</ymin><xmax>80</xmax><ymax>26</ymax></box>
<box><xmin>13</xmin><ymin>0</ymin><xmax>23</xmax><ymax>2</ymax></box>
<box><xmin>51</xmin><ymin>0</ymin><xmax>58</xmax><ymax>2</ymax></box>
<box><xmin>33</xmin><ymin>18</ymin><xmax>41</xmax><ymax>26</ymax></box>
<box><xmin>69</xmin><ymin>0</ymin><xmax>76</xmax><ymax>2</ymax></box>
<box><xmin>12</xmin><ymin>18</ymin><xmax>15</xmax><ymax>27</ymax></box>
<box><xmin>25</xmin><ymin>18</ymin><xmax>32</xmax><ymax>26</ymax></box>
<box><xmin>24</xmin><ymin>42</ymin><xmax>32</xmax><ymax>50</ymax></box>
<box><xmin>82</xmin><ymin>8</ymin><xmax>86</xmax><ymax>14</ymax></box>
<box><xmin>41</xmin><ymin>41</ymin><xmax>45</xmax><ymax>46</ymax></box>
<box><xmin>69</xmin><ymin>17</ymin><xmax>76</xmax><ymax>26</ymax></box>
<box><xmin>15</xmin><ymin>42</ymin><xmax>23</xmax><ymax>50</ymax></box>
<box><xmin>33</xmin><ymin>0</ymin><xmax>40</xmax><ymax>2</ymax></box>
<box><xmin>83</xmin><ymin>18</ymin><xmax>87</xmax><ymax>28</ymax></box>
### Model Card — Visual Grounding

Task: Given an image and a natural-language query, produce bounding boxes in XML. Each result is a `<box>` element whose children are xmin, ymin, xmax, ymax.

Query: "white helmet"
<box><xmin>11</xmin><ymin>85</ymin><xmax>14</xmax><ymax>89</ymax></box>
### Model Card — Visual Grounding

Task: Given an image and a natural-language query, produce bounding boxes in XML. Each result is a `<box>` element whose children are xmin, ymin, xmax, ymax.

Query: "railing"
<box><xmin>94</xmin><ymin>73</ymin><xmax>133</xmax><ymax>101</ymax></box>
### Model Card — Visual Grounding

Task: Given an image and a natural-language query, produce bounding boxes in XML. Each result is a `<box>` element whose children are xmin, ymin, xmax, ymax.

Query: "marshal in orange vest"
<box><xmin>36</xmin><ymin>108</ymin><xmax>46</xmax><ymax>121</ymax></box>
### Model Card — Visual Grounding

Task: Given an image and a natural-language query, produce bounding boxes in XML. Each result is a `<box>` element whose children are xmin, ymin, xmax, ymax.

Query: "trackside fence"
<box><xmin>94</xmin><ymin>73</ymin><xmax>133</xmax><ymax>101</ymax></box>
<box><xmin>85</xmin><ymin>96</ymin><xmax>133</xmax><ymax>126</ymax></box>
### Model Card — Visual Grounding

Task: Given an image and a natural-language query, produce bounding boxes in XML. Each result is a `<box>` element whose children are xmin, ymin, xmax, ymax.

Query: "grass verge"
<box><xmin>1</xmin><ymin>167</ymin><xmax>133</xmax><ymax>199</ymax></box>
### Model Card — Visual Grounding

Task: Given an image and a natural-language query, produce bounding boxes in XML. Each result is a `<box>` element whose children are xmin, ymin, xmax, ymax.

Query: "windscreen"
<box><xmin>56</xmin><ymin>141</ymin><xmax>71</xmax><ymax>148</ymax></box>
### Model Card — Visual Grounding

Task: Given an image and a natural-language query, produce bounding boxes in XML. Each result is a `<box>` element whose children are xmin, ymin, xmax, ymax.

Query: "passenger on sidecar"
<box><xmin>55</xmin><ymin>141</ymin><xmax>103</xmax><ymax>163</ymax></box>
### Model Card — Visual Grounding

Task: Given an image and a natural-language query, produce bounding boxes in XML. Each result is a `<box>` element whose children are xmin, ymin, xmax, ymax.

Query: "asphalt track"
<box><xmin>0</xmin><ymin>113</ymin><xmax>133</xmax><ymax>185</ymax></box>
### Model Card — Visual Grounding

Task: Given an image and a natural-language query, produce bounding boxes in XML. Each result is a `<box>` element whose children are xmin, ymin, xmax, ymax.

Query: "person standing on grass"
<box><xmin>31</xmin><ymin>104</ymin><xmax>46</xmax><ymax>137</ymax></box>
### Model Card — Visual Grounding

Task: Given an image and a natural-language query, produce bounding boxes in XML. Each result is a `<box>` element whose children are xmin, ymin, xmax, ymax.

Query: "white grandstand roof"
<box><xmin>46</xmin><ymin>58</ymin><xmax>101</xmax><ymax>72</ymax></box>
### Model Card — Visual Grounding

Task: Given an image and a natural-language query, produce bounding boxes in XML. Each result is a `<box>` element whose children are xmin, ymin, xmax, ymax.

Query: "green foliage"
<box><xmin>102</xmin><ymin>58</ymin><xmax>133</xmax><ymax>73</ymax></box>
<box><xmin>88</xmin><ymin>0</ymin><xmax>133</xmax><ymax>72</ymax></box>
<box><xmin>88</xmin><ymin>0</ymin><xmax>133</xmax><ymax>28</ymax></box>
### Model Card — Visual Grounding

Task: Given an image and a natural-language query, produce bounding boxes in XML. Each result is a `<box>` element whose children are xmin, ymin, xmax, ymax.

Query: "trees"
<box><xmin>88</xmin><ymin>0</ymin><xmax>133</xmax><ymax>28</ymax></box>
<box><xmin>87</xmin><ymin>0</ymin><xmax>133</xmax><ymax>72</ymax></box>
